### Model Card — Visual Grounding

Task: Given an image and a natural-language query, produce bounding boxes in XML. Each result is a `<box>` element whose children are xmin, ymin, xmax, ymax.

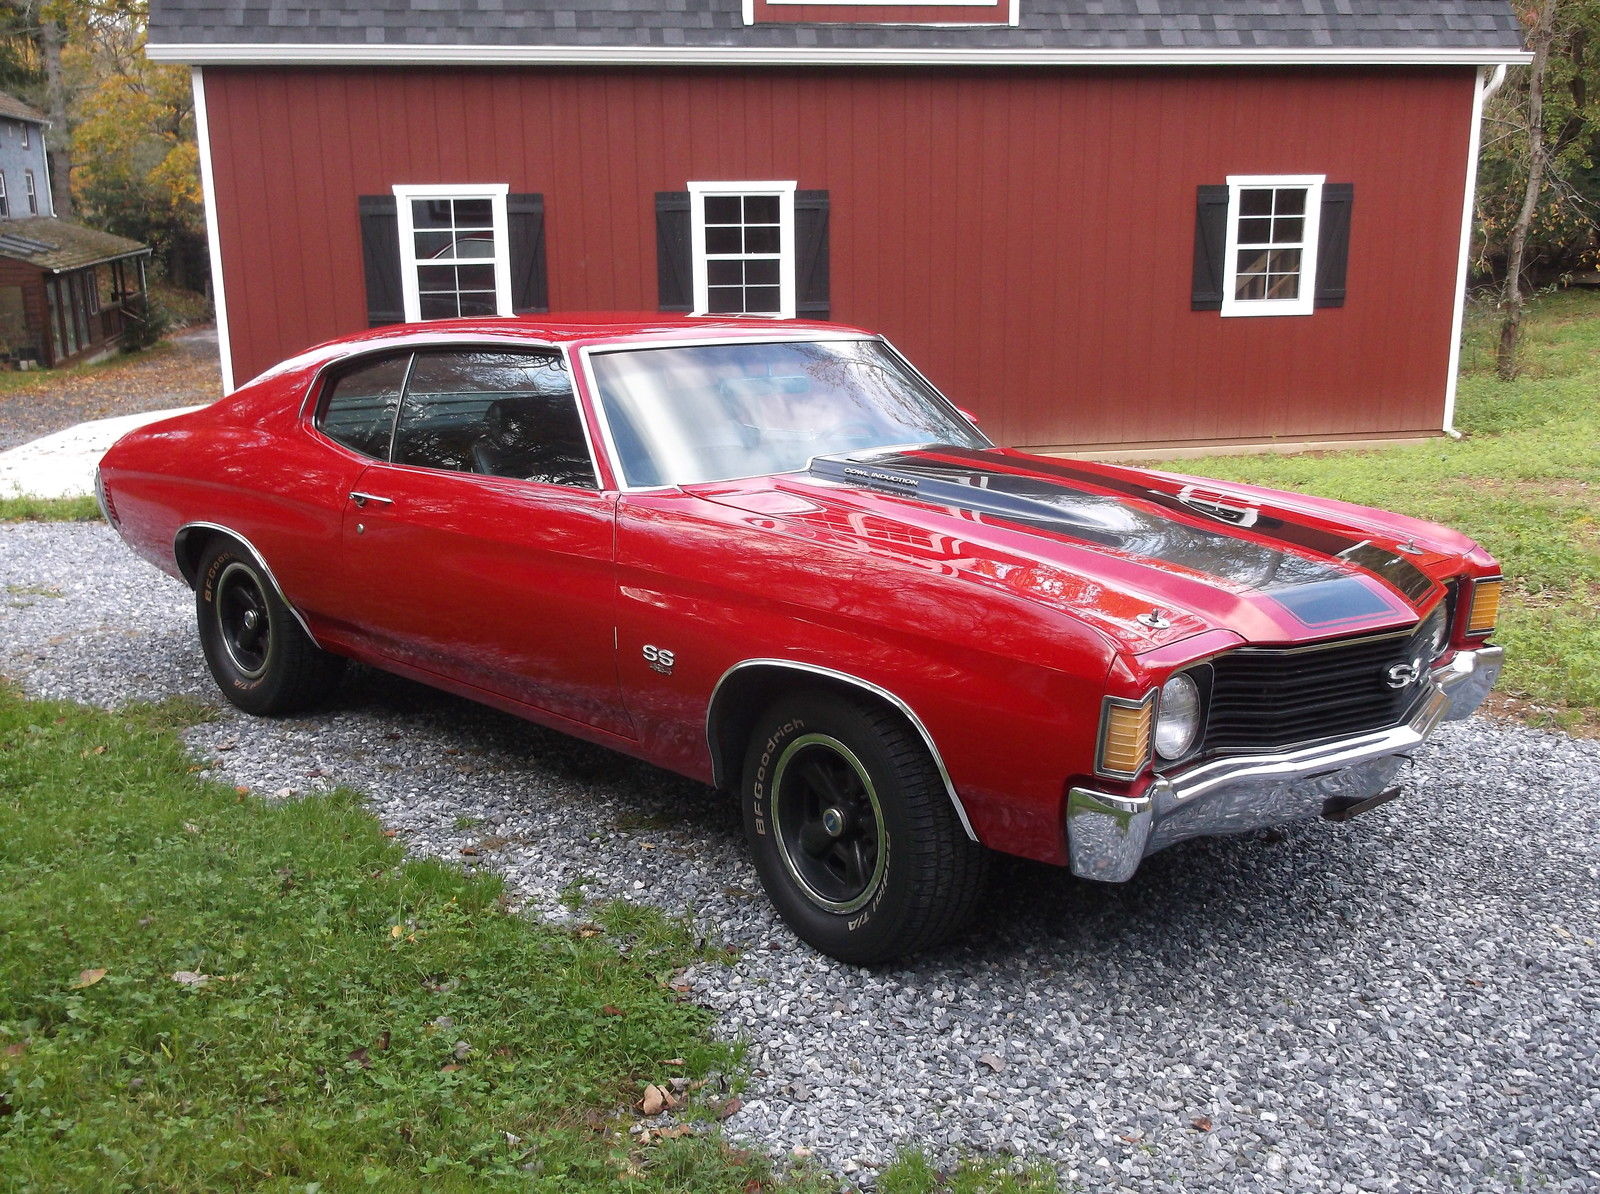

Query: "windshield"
<box><xmin>587</xmin><ymin>338</ymin><xmax>990</xmax><ymax>487</ymax></box>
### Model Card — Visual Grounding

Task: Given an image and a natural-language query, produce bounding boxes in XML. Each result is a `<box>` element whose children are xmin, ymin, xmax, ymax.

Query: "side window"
<box><xmin>318</xmin><ymin>353</ymin><xmax>408</xmax><ymax>458</ymax></box>
<box><xmin>394</xmin><ymin>350</ymin><xmax>597</xmax><ymax>488</ymax></box>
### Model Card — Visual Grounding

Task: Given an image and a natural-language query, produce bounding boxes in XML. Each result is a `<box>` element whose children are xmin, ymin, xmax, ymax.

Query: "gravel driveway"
<box><xmin>4</xmin><ymin>521</ymin><xmax>1597</xmax><ymax>1192</ymax></box>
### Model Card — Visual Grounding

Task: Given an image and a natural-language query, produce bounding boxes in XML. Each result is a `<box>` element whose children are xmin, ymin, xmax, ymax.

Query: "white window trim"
<box><xmin>23</xmin><ymin>169</ymin><xmax>36</xmax><ymax>215</ymax></box>
<box><xmin>688</xmin><ymin>180</ymin><xmax>797</xmax><ymax>319</ymax></box>
<box><xmin>0</xmin><ymin>172</ymin><xmax>8</xmax><ymax>219</ymax></box>
<box><xmin>1221</xmin><ymin>173</ymin><xmax>1324</xmax><ymax>318</ymax></box>
<box><xmin>392</xmin><ymin>183</ymin><xmax>513</xmax><ymax>323</ymax></box>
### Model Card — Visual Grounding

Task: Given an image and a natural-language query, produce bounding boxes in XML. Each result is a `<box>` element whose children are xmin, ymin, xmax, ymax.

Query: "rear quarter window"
<box><xmin>317</xmin><ymin>353</ymin><xmax>408</xmax><ymax>458</ymax></box>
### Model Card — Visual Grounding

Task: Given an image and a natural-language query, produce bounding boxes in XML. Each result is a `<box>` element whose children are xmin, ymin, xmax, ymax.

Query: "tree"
<box><xmin>1480</xmin><ymin>0</ymin><xmax>1600</xmax><ymax>377</ymax></box>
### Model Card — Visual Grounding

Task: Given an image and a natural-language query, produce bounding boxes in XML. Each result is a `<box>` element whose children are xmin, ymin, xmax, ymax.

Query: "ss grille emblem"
<box><xmin>1384</xmin><ymin>658</ymin><xmax>1423</xmax><ymax>690</ymax></box>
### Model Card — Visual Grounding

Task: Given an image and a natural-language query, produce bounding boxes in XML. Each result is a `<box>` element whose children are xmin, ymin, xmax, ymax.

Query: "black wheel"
<box><xmin>742</xmin><ymin>691</ymin><xmax>988</xmax><ymax>964</ymax></box>
<box><xmin>195</xmin><ymin>538</ymin><xmax>345</xmax><ymax>715</ymax></box>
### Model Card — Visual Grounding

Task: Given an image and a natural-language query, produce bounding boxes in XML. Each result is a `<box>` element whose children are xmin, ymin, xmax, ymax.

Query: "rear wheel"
<box><xmin>742</xmin><ymin>692</ymin><xmax>987</xmax><ymax>964</ymax></box>
<box><xmin>195</xmin><ymin>538</ymin><xmax>344</xmax><ymax>715</ymax></box>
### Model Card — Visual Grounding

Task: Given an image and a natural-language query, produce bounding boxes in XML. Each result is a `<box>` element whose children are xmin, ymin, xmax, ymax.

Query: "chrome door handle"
<box><xmin>349</xmin><ymin>491</ymin><xmax>394</xmax><ymax>508</ymax></box>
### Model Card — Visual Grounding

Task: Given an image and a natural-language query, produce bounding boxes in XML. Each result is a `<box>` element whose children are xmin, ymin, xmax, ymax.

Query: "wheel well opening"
<box><xmin>707</xmin><ymin>666</ymin><xmax>913</xmax><ymax>793</ymax></box>
<box><xmin>173</xmin><ymin>526</ymin><xmax>221</xmax><ymax>589</ymax></box>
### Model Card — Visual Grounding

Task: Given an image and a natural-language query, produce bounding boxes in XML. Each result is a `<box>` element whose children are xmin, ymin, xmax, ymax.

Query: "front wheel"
<box><xmin>742</xmin><ymin>692</ymin><xmax>987</xmax><ymax>964</ymax></box>
<box><xmin>195</xmin><ymin>538</ymin><xmax>345</xmax><ymax>715</ymax></box>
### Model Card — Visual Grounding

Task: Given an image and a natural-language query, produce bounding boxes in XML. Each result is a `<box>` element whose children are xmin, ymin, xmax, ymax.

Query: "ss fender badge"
<box><xmin>642</xmin><ymin>644</ymin><xmax>676</xmax><ymax>676</ymax></box>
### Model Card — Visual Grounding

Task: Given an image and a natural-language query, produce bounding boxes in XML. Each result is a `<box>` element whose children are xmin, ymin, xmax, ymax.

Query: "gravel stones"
<box><xmin>4</xmin><ymin>522</ymin><xmax>1598</xmax><ymax>1191</ymax></box>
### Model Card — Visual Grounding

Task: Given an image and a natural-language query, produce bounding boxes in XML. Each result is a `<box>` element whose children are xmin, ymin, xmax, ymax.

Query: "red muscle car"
<box><xmin>98</xmin><ymin>317</ymin><xmax>1504</xmax><ymax>963</ymax></box>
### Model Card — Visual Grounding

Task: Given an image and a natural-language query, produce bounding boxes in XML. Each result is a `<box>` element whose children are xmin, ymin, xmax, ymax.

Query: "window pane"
<box><xmin>1275</xmin><ymin>188</ymin><xmax>1307</xmax><ymax>216</ymax></box>
<box><xmin>744</xmin><ymin>195</ymin><xmax>780</xmax><ymax>224</ymax></box>
<box><xmin>419</xmin><ymin>293</ymin><xmax>459</xmax><ymax>320</ymax></box>
<box><xmin>456</xmin><ymin>293</ymin><xmax>499</xmax><ymax>316</ymax></box>
<box><xmin>1235</xmin><ymin>273</ymin><xmax>1268</xmax><ymax>301</ymax></box>
<box><xmin>1239</xmin><ymin>189</ymin><xmax>1273</xmax><ymax>217</ymax></box>
<box><xmin>397</xmin><ymin>351</ymin><xmax>594</xmax><ymax>486</ymax></box>
<box><xmin>744</xmin><ymin>225</ymin><xmax>780</xmax><ymax>255</ymax></box>
<box><xmin>454</xmin><ymin>198</ymin><xmax>493</xmax><ymax>226</ymax></box>
<box><xmin>416</xmin><ymin>264</ymin><xmax>459</xmax><ymax>294</ymax></box>
<box><xmin>412</xmin><ymin>199</ymin><xmax>454</xmax><ymax>229</ymax></box>
<box><xmin>415</xmin><ymin>230</ymin><xmax>457</xmax><ymax>258</ymax></box>
<box><xmin>456</xmin><ymin>264</ymin><xmax>497</xmax><ymax>291</ymax></box>
<box><xmin>1237</xmin><ymin>217</ymin><xmax>1273</xmax><ymax>246</ymax></box>
<box><xmin>705</xmin><ymin>226</ymin><xmax>742</xmax><ymax>255</ymax></box>
<box><xmin>454</xmin><ymin>235</ymin><xmax>495</xmax><ymax>259</ymax></box>
<box><xmin>1272</xmin><ymin>216</ymin><xmax>1304</xmax><ymax>244</ymax></box>
<box><xmin>706</xmin><ymin>286</ymin><xmax>745</xmax><ymax>313</ymax></box>
<box><xmin>744</xmin><ymin>286</ymin><xmax>781</xmax><ymax>313</ymax></box>
<box><xmin>1268</xmin><ymin>248</ymin><xmax>1302</xmax><ymax>276</ymax></box>
<box><xmin>744</xmin><ymin>259</ymin><xmax>781</xmax><ymax>286</ymax></box>
<box><xmin>707</xmin><ymin>259</ymin><xmax>744</xmax><ymax>287</ymax></box>
<box><xmin>319</xmin><ymin>353</ymin><xmax>408</xmax><ymax>458</ymax></box>
<box><xmin>1236</xmin><ymin>248</ymin><xmax>1270</xmax><ymax>278</ymax></box>
<box><xmin>704</xmin><ymin>195</ymin><xmax>742</xmax><ymax>224</ymax></box>
<box><xmin>1265</xmin><ymin>273</ymin><xmax>1301</xmax><ymax>300</ymax></box>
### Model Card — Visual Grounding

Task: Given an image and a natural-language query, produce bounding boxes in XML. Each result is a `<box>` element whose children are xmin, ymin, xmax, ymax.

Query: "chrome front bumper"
<box><xmin>1066</xmin><ymin>645</ymin><xmax>1503</xmax><ymax>882</ymax></box>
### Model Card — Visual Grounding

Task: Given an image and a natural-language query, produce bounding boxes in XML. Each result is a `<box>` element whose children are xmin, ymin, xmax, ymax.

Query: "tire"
<box><xmin>195</xmin><ymin>538</ymin><xmax>345</xmax><ymax>716</ymax></box>
<box><xmin>741</xmin><ymin>691</ymin><xmax>988</xmax><ymax>964</ymax></box>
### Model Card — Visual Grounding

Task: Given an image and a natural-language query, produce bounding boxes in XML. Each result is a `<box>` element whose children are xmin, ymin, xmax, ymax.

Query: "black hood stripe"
<box><xmin>808</xmin><ymin>448</ymin><xmax>1431</xmax><ymax>627</ymax></box>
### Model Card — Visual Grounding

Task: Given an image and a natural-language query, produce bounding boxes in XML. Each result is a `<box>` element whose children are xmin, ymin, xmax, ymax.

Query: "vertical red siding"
<box><xmin>203</xmin><ymin>65</ymin><xmax>1477</xmax><ymax>449</ymax></box>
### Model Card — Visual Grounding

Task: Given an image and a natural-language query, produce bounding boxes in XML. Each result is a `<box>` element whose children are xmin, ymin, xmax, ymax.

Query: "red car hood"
<box><xmin>691</xmin><ymin>445</ymin><xmax>1473</xmax><ymax>655</ymax></box>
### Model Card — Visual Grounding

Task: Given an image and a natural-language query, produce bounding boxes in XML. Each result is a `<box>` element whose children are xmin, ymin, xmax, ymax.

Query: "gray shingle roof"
<box><xmin>0</xmin><ymin>218</ymin><xmax>148</xmax><ymax>272</ymax></box>
<box><xmin>148</xmin><ymin>1</ymin><xmax>1525</xmax><ymax>53</ymax></box>
<box><xmin>0</xmin><ymin>92</ymin><xmax>46</xmax><ymax>124</ymax></box>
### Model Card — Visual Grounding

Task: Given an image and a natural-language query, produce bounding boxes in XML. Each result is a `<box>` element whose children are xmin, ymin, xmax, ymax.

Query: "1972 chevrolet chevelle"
<box><xmin>99</xmin><ymin>317</ymin><xmax>1504</xmax><ymax>963</ymax></box>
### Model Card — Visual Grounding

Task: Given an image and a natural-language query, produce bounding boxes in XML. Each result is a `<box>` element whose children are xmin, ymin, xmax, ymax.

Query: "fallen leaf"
<box><xmin>1190</xmin><ymin>1116</ymin><xmax>1214</xmax><ymax>1132</ymax></box>
<box><xmin>183</xmin><ymin>822</ymin><xmax>201</xmax><ymax>834</ymax></box>
<box><xmin>601</xmin><ymin>1005</ymin><xmax>624</xmax><ymax>1017</ymax></box>
<box><xmin>583</xmin><ymin>1108</ymin><xmax>608</xmax><ymax>1131</ymax></box>
<box><xmin>346</xmin><ymin>1047</ymin><xmax>371</xmax><ymax>1069</ymax></box>
<box><xmin>660</xmin><ymin>1058</ymin><xmax>684</xmax><ymax>1066</ymax></box>
<box><xmin>791</xmin><ymin>1146</ymin><xmax>813</xmax><ymax>1159</ymax></box>
<box><xmin>577</xmin><ymin>925</ymin><xmax>602</xmax><ymax>938</ymax></box>
<box><xmin>234</xmin><ymin>786</ymin><xmax>250</xmax><ymax>795</ymax></box>
<box><xmin>656</xmin><ymin>1123</ymin><xmax>694</xmax><ymax>1140</ymax></box>
<box><xmin>171</xmin><ymin>970</ymin><xmax>211</xmax><ymax>987</ymax></box>
<box><xmin>375</xmin><ymin>1030</ymin><xmax>391</xmax><ymax>1051</ymax></box>
<box><xmin>2</xmin><ymin>1042</ymin><xmax>26</xmax><ymax>1058</ymax></box>
<box><xmin>743</xmin><ymin>1181</ymin><xmax>763</xmax><ymax>1193</ymax></box>
<box><xmin>71</xmin><ymin>968</ymin><xmax>107</xmax><ymax>989</ymax></box>
<box><xmin>389</xmin><ymin>925</ymin><xmax>405</xmax><ymax>939</ymax></box>
<box><xmin>451</xmin><ymin>1040</ymin><xmax>471</xmax><ymax>1060</ymax></box>
<box><xmin>459</xmin><ymin>846</ymin><xmax>479</xmax><ymax>857</ymax></box>
<box><xmin>440</xmin><ymin>1063</ymin><xmax>463</xmax><ymax>1073</ymax></box>
<box><xmin>717</xmin><ymin>1096</ymin><xmax>744</xmax><ymax>1120</ymax></box>
<box><xmin>383</xmin><ymin>829</ymin><xmax>397</xmax><ymax>838</ymax></box>
<box><xmin>977</xmin><ymin>1053</ymin><xmax>1005</xmax><ymax>1072</ymax></box>
<box><xmin>640</xmin><ymin>1084</ymin><xmax>669</xmax><ymax>1116</ymax></box>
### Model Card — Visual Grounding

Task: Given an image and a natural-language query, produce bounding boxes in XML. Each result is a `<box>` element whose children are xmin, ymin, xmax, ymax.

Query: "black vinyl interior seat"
<box><xmin>471</xmin><ymin>397</ymin><xmax>597</xmax><ymax>488</ymax></box>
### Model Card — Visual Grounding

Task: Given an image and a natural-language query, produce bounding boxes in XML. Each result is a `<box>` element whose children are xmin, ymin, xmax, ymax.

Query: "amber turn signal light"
<box><xmin>1098</xmin><ymin>695</ymin><xmax>1155</xmax><ymax>779</ymax></box>
<box><xmin>1466</xmin><ymin>578</ymin><xmax>1501</xmax><ymax>636</ymax></box>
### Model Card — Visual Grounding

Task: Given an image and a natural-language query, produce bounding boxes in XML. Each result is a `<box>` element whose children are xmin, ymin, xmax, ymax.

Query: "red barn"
<box><xmin>148</xmin><ymin>1</ymin><xmax>1527</xmax><ymax>454</ymax></box>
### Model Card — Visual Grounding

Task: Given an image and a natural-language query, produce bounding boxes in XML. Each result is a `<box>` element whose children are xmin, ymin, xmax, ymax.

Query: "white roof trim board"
<box><xmin>147</xmin><ymin>42</ymin><xmax>1531</xmax><ymax>66</ymax></box>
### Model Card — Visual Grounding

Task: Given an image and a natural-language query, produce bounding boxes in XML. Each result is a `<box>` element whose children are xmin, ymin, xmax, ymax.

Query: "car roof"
<box><xmin>238</xmin><ymin>313</ymin><xmax>883</xmax><ymax>393</ymax></box>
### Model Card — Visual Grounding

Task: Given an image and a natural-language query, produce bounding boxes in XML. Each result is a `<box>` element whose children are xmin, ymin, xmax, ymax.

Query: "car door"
<box><xmin>336</xmin><ymin>347</ymin><xmax>632</xmax><ymax>738</ymax></box>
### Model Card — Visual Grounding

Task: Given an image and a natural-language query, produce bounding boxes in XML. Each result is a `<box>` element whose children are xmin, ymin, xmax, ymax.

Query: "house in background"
<box><xmin>148</xmin><ymin>1</ymin><xmax>1528</xmax><ymax>454</ymax></box>
<box><xmin>0</xmin><ymin>92</ymin><xmax>151</xmax><ymax>368</ymax></box>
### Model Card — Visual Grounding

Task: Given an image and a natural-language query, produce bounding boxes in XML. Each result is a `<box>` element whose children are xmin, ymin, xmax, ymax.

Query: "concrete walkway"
<box><xmin>0</xmin><ymin>406</ymin><xmax>199</xmax><ymax>500</ymax></box>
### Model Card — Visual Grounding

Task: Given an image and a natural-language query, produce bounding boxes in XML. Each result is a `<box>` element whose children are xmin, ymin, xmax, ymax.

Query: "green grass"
<box><xmin>879</xmin><ymin>1152</ymin><xmax>1064</xmax><ymax>1193</ymax></box>
<box><xmin>0</xmin><ymin>495</ymin><xmax>101</xmax><ymax>522</ymax></box>
<box><xmin>0</xmin><ymin>681</ymin><xmax>801</xmax><ymax>1191</ymax></box>
<box><xmin>1165</xmin><ymin>288</ymin><xmax>1600</xmax><ymax>729</ymax></box>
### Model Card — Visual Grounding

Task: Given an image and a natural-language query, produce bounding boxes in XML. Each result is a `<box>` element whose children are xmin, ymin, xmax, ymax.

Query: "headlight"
<box><xmin>1154</xmin><ymin>672</ymin><xmax>1202</xmax><ymax>761</ymax></box>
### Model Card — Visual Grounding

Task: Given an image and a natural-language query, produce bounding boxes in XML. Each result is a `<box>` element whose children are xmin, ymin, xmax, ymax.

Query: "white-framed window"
<box><xmin>688</xmin><ymin>181</ymin><xmax>796</xmax><ymax>318</ymax></box>
<box><xmin>0</xmin><ymin>172</ymin><xmax>9</xmax><ymax>219</ymax></box>
<box><xmin>392</xmin><ymin>183</ymin><xmax>512</xmax><ymax>322</ymax></box>
<box><xmin>1222</xmin><ymin>174</ymin><xmax>1324</xmax><ymax>318</ymax></box>
<box><xmin>20</xmin><ymin>122</ymin><xmax>28</xmax><ymax>149</ymax></box>
<box><xmin>24</xmin><ymin>170</ymin><xmax>36</xmax><ymax>215</ymax></box>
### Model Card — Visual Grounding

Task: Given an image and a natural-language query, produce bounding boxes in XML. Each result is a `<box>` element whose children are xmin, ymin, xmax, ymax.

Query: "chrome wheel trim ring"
<box><xmin>769</xmin><ymin>732</ymin><xmax>888</xmax><ymax>915</ymax></box>
<box><xmin>215</xmin><ymin>560</ymin><xmax>271</xmax><ymax>680</ymax></box>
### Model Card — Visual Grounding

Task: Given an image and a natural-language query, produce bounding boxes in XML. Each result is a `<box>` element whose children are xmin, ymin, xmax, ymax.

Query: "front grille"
<box><xmin>1200</xmin><ymin>620</ymin><xmax>1439</xmax><ymax>755</ymax></box>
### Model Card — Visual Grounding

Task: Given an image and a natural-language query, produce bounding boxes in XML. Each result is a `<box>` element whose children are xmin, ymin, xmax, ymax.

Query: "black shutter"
<box><xmin>1191</xmin><ymin>184</ymin><xmax>1230</xmax><ymax>311</ymax></box>
<box><xmin>1315</xmin><ymin>183</ymin><xmax>1354</xmax><ymax>309</ymax></box>
<box><xmin>795</xmin><ymin>189</ymin><xmax>830</xmax><ymax>319</ymax></box>
<box><xmin>507</xmin><ymin>193</ymin><xmax>548</xmax><ymax>314</ymax></box>
<box><xmin>656</xmin><ymin>192</ymin><xmax>691</xmax><ymax>312</ymax></box>
<box><xmin>359</xmin><ymin>194</ymin><xmax>403</xmax><ymax>327</ymax></box>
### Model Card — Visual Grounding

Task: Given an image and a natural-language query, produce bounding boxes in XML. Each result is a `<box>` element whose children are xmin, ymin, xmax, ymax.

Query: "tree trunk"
<box><xmin>1497</xmin><ymin>0</ymin><xmax>1559</xmax><ymax>381</ymax></box>
<box><xmin>40</xmin><ymin>15</ymin><xmax>71</xmax><ymax>219</ymax></box>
